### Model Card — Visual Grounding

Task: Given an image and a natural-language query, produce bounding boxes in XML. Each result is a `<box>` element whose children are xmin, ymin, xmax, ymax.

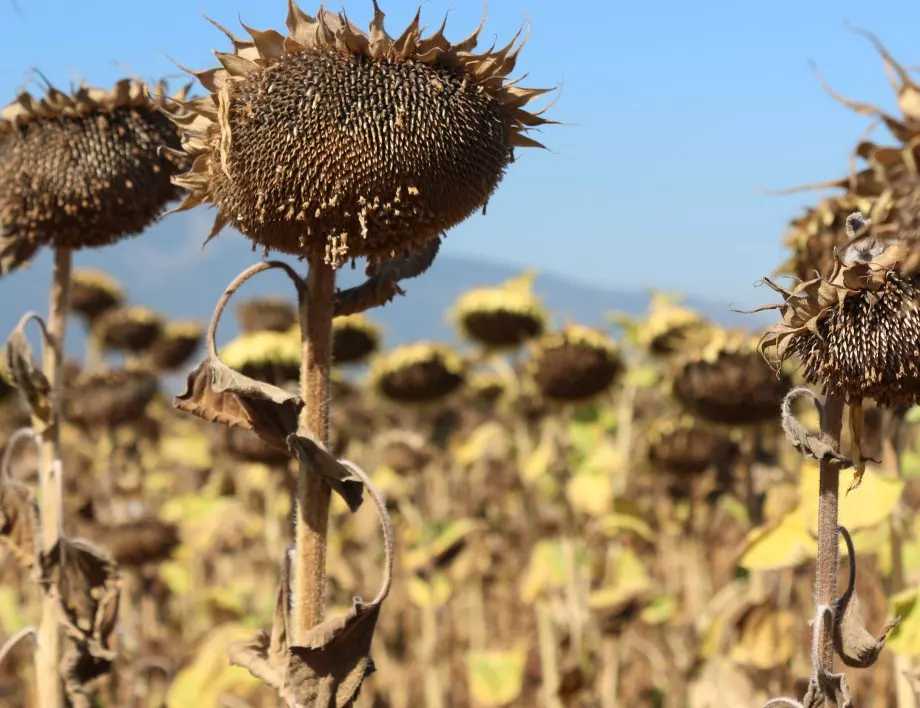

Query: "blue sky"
<box><xmin>2</xmin><ymin>0</ymin><xmax>920</xmax><ymax>308</ymax></box>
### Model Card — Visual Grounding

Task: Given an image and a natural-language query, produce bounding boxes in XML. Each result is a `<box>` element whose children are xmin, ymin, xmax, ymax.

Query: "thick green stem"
<box><xmin>35</xmin><ymin>247</ymin><xmax>72</xmax><ymax>708</ymax></box>
<box><xmin>816</xmin><ymin>391</ymin><xmax>844</xmax><ymax>679</ymax></box>
<box><xmin>293</xmin><ymin>258</ymin><xmax>336</xmax><ymax>641</ymax></box>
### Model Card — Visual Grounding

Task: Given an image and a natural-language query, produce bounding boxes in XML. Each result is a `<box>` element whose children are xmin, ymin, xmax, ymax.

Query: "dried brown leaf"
<box><xmin>834</xmin><ymin>526</ymin><xmax>900</xmax><ymax>668</ymax></box>
<box><xmin>5</xmin><ymin>313</ymin><xmax>52</xmax><ymax>428</ymax></box>
<box><xmin>0</xmin><ymin>479</ymin><xmax>39</xmax><ymax>567</ymax></box>
<box><xmin>230</xmin><ymin>459</ymin><xmax>394</xmax><ymax>707</ymax></box>
<box><xmin>37</xmin><ymin>537</ymin><xmax>121</xmax><ymax>660</ymax></box>
<box><xmin>287</xmin><ymin>433</ymin><xmax>364</xmax><ymax>512</ymax></box>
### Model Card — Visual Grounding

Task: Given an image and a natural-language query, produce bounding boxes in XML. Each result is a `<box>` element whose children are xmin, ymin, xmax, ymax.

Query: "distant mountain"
<box><xmin>0</xmin><ymin>211</ymin><xmax>769</xmax><ymax>362</ymax></box>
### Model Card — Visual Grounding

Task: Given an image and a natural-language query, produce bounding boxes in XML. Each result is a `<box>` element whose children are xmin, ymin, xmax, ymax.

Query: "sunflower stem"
<box><xmin>815</xmin><ymin>390</ymin><xmax>844</xmax><ymax>681</ymax></box>
<box><xmin>293</xmin><ymin>257</ymin><xmax>336</xmax><ymax>640</ymax></box>
<box><xmin>34</xmin><ymin>246</ymin><xmax>72</xmax><ymax>708</ymax></box>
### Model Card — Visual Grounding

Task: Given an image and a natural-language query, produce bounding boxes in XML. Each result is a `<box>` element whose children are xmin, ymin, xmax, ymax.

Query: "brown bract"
<box><xmin>0</xmin><ymin>79</ymin><xmax>188</xmax><ymax>259</ymax></box>
<box><xmin>759</xmin><ymin>237</ymin><xmax>920</xmax><ymax>407</ymax></box>
<box><xmin>166</xmin><ymin>1</ymin><xmax>554</xmax><ymax>266</ymax></box>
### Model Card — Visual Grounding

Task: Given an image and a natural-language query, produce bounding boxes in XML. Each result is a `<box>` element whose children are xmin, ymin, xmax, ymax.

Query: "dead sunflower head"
<box><xmin>332</xmin><ymin>313</ymin><xmax>381</xmax><ymax>365</ymax></box>
<box><xmin>96</xmin><ymin>517</ymin><xmax>180</xmax><ymax>568</ymax></box>
<box><xmin>69</xmin><ymin>268</ymin><xmax>125</xmax><ymax>323</ymax></box>
<box><xmin>220</xmin><ymin>328</ymin><xmax>301</xmax><ymax>383</ymax></box>
<box><xmin>0</xmin><ymin>79</ymin><xmax>188</xmax><ymax>270</ymax></box>
<box><xmin>150</xmin><ymin>321</ymin><xmax>204</xmax><ymax>371</ymax></box>
<box><xmin>529</xmin><ymin>324</ymin><xmax>622</xmax><ymax>403</ymax></box>
<box><xmin>673</xmin><ymin>328</ymin><xmax>788</xmax><ymax>425</ymax></box>
<box><xmin>646</xmin><ymin>416</ymin><xmax>736</xmax><ymax>476</ymax></box>
<box><xmin>760</xmin><ymin>213</ymin><xmax>920</xmax><ymax>407</ymax></box>
<box><xmin>452</xmin><ymin>271</ymin><xmax>547</xmax><ymax>349</ymax></box>
<box><xmin>370</xmin><ymin>342</ymin><xmax>465</xmax><ymax>404</ymax></box>
<box><xmin>466</xmin><ymin>371</ymin><xmax>507</xmax><ymax>407</ymax></box>
<box><xmin>65</xmin><ymin>365</ymin><xmax>159</xmax><ymax>428</ymax></box>
<box><xmin>167</xmin><ymin>2</ymin><xmax>554</xmax><ymax>267</ymax></box>
<box><xmin>94</xmin><ymin>306</ymin><xmax>165</xmax><ymax>354</ymax></box>
<box><xmin>235</xmin><ymin>296</ymin><xmax>297</xmax><ymax>333</ymax></box>
<box><xmin>642</xmin><ymin>299</ymin><xmax>711</xmax><ymax>356</ymax></box>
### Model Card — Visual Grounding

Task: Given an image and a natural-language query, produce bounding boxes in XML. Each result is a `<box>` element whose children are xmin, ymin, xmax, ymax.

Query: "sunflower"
<box><xmin>370</xmin><ymin>342</ymin><xmax>465</xmax><ymax>404</ymax></box>
<box><xmin>166</xmin><ymin>1</ymin><xmax>554</xmax><ymax>266</ymax></box>
<box><xmin>529</xmin><ymin>324</ymin><xmax>622</xmax><ymax>403</ymax></box>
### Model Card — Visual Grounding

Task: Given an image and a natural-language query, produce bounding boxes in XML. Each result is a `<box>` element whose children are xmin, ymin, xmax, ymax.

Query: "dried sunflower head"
<box><xmin>672</xmin><ymin>328</ymin><xmax>788</xmax><ymax>426</ymax></box>
<box><xmin>94</xmin><ymin>306</ymin><xmax>165</xmax><ymax>354</ymax></box>
<box><xmin>760</xmin><ymin>213</ymin><xmax>920</xmax><ymax>407</ymax></box>
<box><xmin>332</xmin><ymin>313</ymin><xmax>381</xmax><ymax>365</ymax></box>
<box><xmin>220</xmin><ymin>329</ymin><xmax>301</xmax><ymax>383</ymax></box>
<box><xmin>370</xmin><ymin>341</ymin><xmax>465</xmax><ymax>404</ymax></box>
<box><xmin>96</xmin><ymin>517</ymin><xmax>180</xmax><ymax>568</ymax></box>
<box><xmin>235</xmin><ymin>296</ymin><xmax>297</xmax><ymax>333</ymax></box>
<box><xmin>466</xmin><ymin>371</ymin><xmax>507</xmax><ymax>407</ymax></box>
<box><xmin>65</xmin><ymin>365</ymin><xmax>159</xmax><ymax>428</ymax></box>
<box><xmin>646</xmin><ymin>416</ymin><xmax>736</xmax><ymax>476</ymax></box>
<box><xmin>150</xmin><ymin>321</ymin><xmax>204</xmax><ymax>371</ymax></box>
<box><xmin>642</xmin><ymin>301</ymin><xmax>710</xmax><ymax>356</ymax></box>
<box><xmin>452</xmin><ymin>271</ymin><xmax>547</xmax><ymax>349</ymax></box>
<box><xmin>69</xmin><ymin>268</ymin><xmax>125</xmax><ymax>323</ymax></box>
<box><xmin>0</xmin><ymin>79</ymin><xmax>188</xmax><ymax>269</ymax></box>
<box><xmin>167</xmin><ymin>2</ymin><xmax>554</xmax><ymax>266</ymax></box>
<box><xmin>529</xmin><ymin>324</ymin><xmax>622</xmax><ymax>404</ymax></box>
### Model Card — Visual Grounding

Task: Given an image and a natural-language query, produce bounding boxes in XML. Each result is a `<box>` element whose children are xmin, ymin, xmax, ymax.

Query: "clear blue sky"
<box><xmin>2</xmin><ymin>0</ymin><xmax>919</xmax><ymax>308</ymax></box>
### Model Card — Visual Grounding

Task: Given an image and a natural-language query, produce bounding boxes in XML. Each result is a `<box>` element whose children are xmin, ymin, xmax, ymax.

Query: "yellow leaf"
<box><xmin>641</xmin><ymin>595</ymin><xmax>678</xmax><ymax>625</ymax></box>
<box><xmin>520</xmin><ymin>540</ymin><xmax>567</xmax><ymax>604</ymax></box>
<box><xmin>625</xmin><ymin>364</ymin><xmax>659</xmax><ymax>389</ymax></box>
<box><xmin>566</xmin><ymin>471</ymin><xmax>612</xmax><ymax>517</ymax></box>
<box><xmin>522</xmin><ymin>431</ymin><xmax>555</xmax><ymax>483</ymax></box>
<box><xmin>467</xmin><ymin>648</ymin><xmax>527</xmax><ymax>707</ymax></box>
<box><xmin>166</xmin><ymin>623</ymin><xmax>262</xmax><ymax>708</ymax></box>
<box><xmin>886</xmin><ymin>586</ymin><xmax>920</xmax><ymax>655</ymax></box>
<box><xmin>594</xmin><ymin>511</ymin><xmax>655</xmax><ymax>543</ymax></box>
<box><xmin>0</xmin><ymin>587</ymin><xmax>28</xmax><ymax>634</ymax></box>
<box><xmin>407</xmin><ymin>572</ymin><xmax>452</xmax><ymax>608</ymax></box>
<box><xmin>730</xmin><ymin>604</ymin><xmax>797</xmax><ymax>669</ymax></box>
<box><xmin>799</xmin><ymin>462</ymin><xmax>904</xmax><ymax>533</ymax></box>
<box><xmin>158</xmin><ymin>560</ymin><xmax>191</xmax><ymax>596</ymax></box>
<box><xmin>738</xmin><ymin>511</ymin><xmax>816</xmax><ymax>571</ymax></box>
<box><xmin>456</xmin><ymin>422</ymin><xmax>509</xmax><ymax>467</ymax></box>
<box><xmin>160</xmin><ymin>430</ymin><xmax>212</xmax><ymax>470</ymax></box>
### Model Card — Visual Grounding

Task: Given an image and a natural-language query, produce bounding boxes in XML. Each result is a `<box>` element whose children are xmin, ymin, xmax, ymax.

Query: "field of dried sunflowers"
<box><xmin>6</xmin><ymin>3</ymin><xmax>920</xmax><ymax>708</ymax></box>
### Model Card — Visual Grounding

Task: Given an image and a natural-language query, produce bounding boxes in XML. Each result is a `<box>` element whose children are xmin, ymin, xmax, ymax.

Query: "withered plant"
<box><xmin>164</xmin><ymin>1</ymin><xmax>554</xmax><ymax>700</ymax></box>
<box><xmin>757</xmin><ymin>213</ymin><xmax>908</xmax><ymax>706</ymax></box>
<box><xmin>0</xmin><ymin>76</ymin><xmax>189</xmax><ymax>707</ymax></box>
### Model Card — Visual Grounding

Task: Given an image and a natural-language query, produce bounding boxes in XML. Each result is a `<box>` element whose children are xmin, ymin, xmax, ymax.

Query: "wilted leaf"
<box><xmin>833</xmin><ymin>526</ymin><xmax>900</xmax><ymax>667</ymax></box>
<box><xmin>594</xmin><ymin>508</ymin><xmax>655</xmax><ymax>543</ymax></box>
<box><xmin>521</xmin><ymin>428</ymin><xmax>556</xmax><ymax>483</ymax></box>
<box><xmin>0</xmin><ymin>478</ymin><xmax>39</xmax><ymax>567</ymax></box>
<box><xmin>641</xmin><ymin>595</ymin><xmax>679</xmax><ymax>625</ymax></box>
<box><xmin>467</xmin><ymin>648</ymin><xmax>527</xmax><ymax>707</ymax></box>
<box><xmin>407</xmin><ymin>572</ymin><xmax>452</xmax><ymax>608</ymax></box>
<box><xmin>38</xmin><ymin>538</ymin><xmax>121</xmax><ymax>651</ymax></box>
<box><xmin>520</xmin><ymin>540</ymin><xmax>568</xmax><ymax>604</ymax></box>
<box><xmin>738</xmin><ymin>510</ymin><xmax>816</xmax><ymax>571</ymax></box>
<box><xmin>287</xmin><ymin>434</ymin><xmax>364</xmax><ymax>512</ymax></box>
<box><xmin>454</xmin><ymin>422</ymin><xmax>509</xmax><ymax>467</ymax></box>
<box><xmin>5</xmin><ymin>315</ymin><xmax>52</xmax><ymax>428</ymax></box>
<box><xmin>730</xmin><ymin>603</ymin><xmax>797</xmax><ymax>669</ymax></box>
<box><xmin>403</xmin><ymin>519</ymin><xmax>485</xmax><ymax>576</ymax></box>
<box><xmin>566</xmin><ymin>469</ymin><xmax>612</xmax><ymax>517</ymax></box>
<box><xmin>781</xmin><ymin>388</ymin><xmax>852</xmax><ymax>467</ymax></box>
<box><xmin>799</xmin><ymin>463</ymin><xmax>903</xmax><ymax>533</ymax></box>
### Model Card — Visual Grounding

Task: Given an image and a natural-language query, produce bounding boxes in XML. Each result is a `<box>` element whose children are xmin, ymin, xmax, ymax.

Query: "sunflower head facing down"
<box><xmin>760</xmin><ymin>212</ymin><xmax>920</xmax><ymax>408</ymax></box>
<box><xmin>167</xmin><ymin>1</ymin><xmax>555</xmax><ymax>267</ymax></box>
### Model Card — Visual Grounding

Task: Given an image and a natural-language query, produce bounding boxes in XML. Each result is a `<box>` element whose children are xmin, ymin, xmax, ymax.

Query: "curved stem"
<box><xmin>293</xmin><ymin>257</ymin><xmax>336</xmax><ymax>639</ymax></box>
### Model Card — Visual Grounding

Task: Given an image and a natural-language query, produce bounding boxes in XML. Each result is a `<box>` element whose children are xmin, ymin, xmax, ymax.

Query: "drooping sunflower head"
<box><xmin>646</xmin><ymin>415</ymin><xmax>736</xmax><ymax>477</ymax></box>
<box><xmin>65</xmin><ymin>365</ymin><xmax>160</xmax><ymax>429</ymax></box>
<box><xmin>672</xmin><ymin>328</ymin><xmax>788</xmax><ymax>426</ymax></box>
<box><xmin>452</xmin><ymin>271</ymin><xmax>547</xmax><ymax>349</ymax></box>
<box><xmin>0</xmin><ymin>79</ymin><xmax>189</xmax><ymax>259</ymax></box>
<box><xmin>235</xmin><ymin>296</ymin><xmax>297</xmax><ymax>333</ymax></box>
<box><xmin>466</xmin><ymin>371</ymin><xmax>507</xmax><ymax>407</ymax></box>
<box><xmin>167</xmin><ymin>1</ymin><xmax>554</xmax><ymax>266</ymax></box>
<box><xmin>641</xmin><ymin>298</ymin><xmax>711</xmax><ymax>356</ymax></box>
<box><xmin>528</xmin><ymin>324</ymin><xmax>622</xmax><ymax>404</ymax></box>
<box><xmin>760</xmin><ymin>213</ymin><xmax>920</xmax><ymax>407</ymax></box>
<box><xmin>220</xmin><ymin>328</ymin><xmax>301</xmax><ymax>383</ymax></box>
<box><xmin>370</xmin><ymin>341</ymin><xmax>466</xmax><ymax>405</ymax></box>
<box><xmin>150</xmin><ymin>321</ymin><xmax>204</xmax><ymax>372</ymax></box>
<box><xmin>69</xmin><ymin>268</ymin><xmax>125</xmax><ymax>323</ymax></box>
<box><xmin>97</xmin><ymin>517</ymin><xmax>180</xmax><ymax>568</ymax></box>
<box><xmin>94</xmin><ymin>306</ymin><xmax>165</xmax><ymax>354</ymax></box>
<box><xmin>332</xmin><ymin>313</ymin><xmax>381</xmax><ymax>365</ymax></box>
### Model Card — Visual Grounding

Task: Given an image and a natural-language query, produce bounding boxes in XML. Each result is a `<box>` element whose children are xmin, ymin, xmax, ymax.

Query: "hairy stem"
<box><xmin>816</xmin><ymin>391</ymin><xmax>845</xmax><ymax>676</ymax></box>
<box><xmin>293</xmin><ymin>258</ymin><xmax>336</xmax><ymax>640</ymax></box>
<box><xmin>35</xmin><ymin>247</ymin><xmax>71</xmax><ymax>708</ymax></box>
